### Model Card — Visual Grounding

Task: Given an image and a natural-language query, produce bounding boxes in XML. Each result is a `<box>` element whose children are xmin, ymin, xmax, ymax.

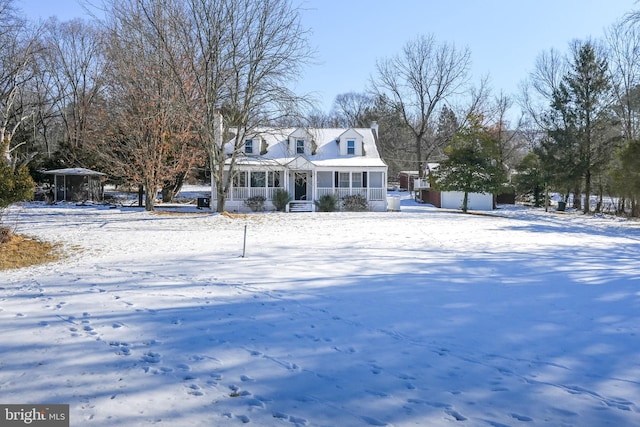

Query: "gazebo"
<box><xmin>43</xmin><ymin>168</ymin><xmax>107</xmax><ymax>203</ymax></box>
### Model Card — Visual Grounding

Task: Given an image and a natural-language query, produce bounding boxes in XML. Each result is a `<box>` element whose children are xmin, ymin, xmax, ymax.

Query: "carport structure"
<box><xmin>43</xmin><ymin>168</ymin><xmax>107</xmax><ymax>203</ymax></box>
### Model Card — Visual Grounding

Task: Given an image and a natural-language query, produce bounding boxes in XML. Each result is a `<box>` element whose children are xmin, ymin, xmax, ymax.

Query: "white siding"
<box><xmin>440</xmin><ymin>191</ymin><xmax>493</xmax><ymax>211</ymax></box>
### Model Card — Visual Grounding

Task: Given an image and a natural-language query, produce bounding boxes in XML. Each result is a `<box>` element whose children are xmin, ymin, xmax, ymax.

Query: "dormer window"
<box><xmin>245</xmin><ymin>139</ymin><xmax>254</xmax><ymax>154</ymax></box>
<box><xmin>296</xmin><ymin>139</ymin><xmax>305</xmax><ymax>154</ymax></box>
<box><xmin>338</xmin><ymin>128</ymin><xmax>364</xmax><ymax>156</ymax></box>
<box><xmin>347</xmin><ymin>140</ymin><xmax>355</xmax><ymax>155</ymax></box>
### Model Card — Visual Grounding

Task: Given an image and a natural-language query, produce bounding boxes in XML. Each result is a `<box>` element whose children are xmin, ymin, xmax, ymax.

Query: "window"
<box><xmin>351</xmin><ymin>172</ymin><xmax>362</xmax><ymax>188</ymax></box>
<box><xmin>296</xmin><ymin>139</ymin><xmax>305</xmax><ymax>154</ymax></box>
<box><xmin>369</xmin><ymin>172</ymin><xmax>384</xmax><ymax>188</ymax></box>
<box><xmin>347</xmin><ymin>140</ymin><xmax>355</xmax><ymax>155</ymax></box>
<box><xmin>317</xmin><ymin>171</ymin><xmax>333</xmax><ymax>188</ymax></box>
<box><xmin>250</xmin><ymin>171</ymin><xmax>266</xmax><ymax>187</ymax></box>
<box><xmin>338</xmin><ymin>172</ymin><xmax>350</xmax><ymax>188</ymax></box>
<box><xmin>245</xmin><ymin>139</ymin><xmax>253</xmax><ymax>154</ymax></box>
<box><xmin>267</xmin><ymin>171</ymin><xmax>281</xmax><ymax>187</ymax></box>
<box><xmin>233</xmin><ymin>171</ymin><xmax>247</xmax><ymax>187</ymax></box>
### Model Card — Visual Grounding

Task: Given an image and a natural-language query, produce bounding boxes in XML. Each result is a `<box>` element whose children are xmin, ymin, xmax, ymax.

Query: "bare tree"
<box><xmin>330</xmin><ymin>92</ymin><xmax>374</xmax><ymax>127</ymax></box>
<box><xmin>487</xmin><ymin>91</ymin><xmax>526</xmax><ymax>174</ymax></box>
<box><xmin>183</xmin><ymin>0</ymin><xmax>313</xmax><ymax>212</ymax></box>
<box><xmin>0</xmin><ymin>0</ymin><xmax>41</xmax><ymax>167</ymax></box>
<box><xmin>98</xmin><ymin>0</ymin><xmax>200</xmax><ymax>211</ymax></box>
<box><xmin>40</xmin><ymin>17</ymin><xmax>105</xmax><ymax>165</ymax></box>
<box><xmin>606</xmin><ymin>17</ymin><xmax>640</xmax><ymax>140</ymax></box>
<box><xmin>371</xmin><ymin>34</ymin><xmax>471</xmax><ymax>176</ymax></box>
<box><xmin>518</xmin><ymin>48</ymin><xmax>567</xmax><ymax>130</ymax></box>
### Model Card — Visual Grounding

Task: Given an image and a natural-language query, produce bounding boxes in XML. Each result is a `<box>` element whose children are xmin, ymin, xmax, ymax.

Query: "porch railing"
<box><xmin>223</xmin><ymin>186</ymin><xmax>386</xmax><ymax>201</ymax></box>
<box><xmin>227</xmin><ymin>187</ymin><xmax>282</xmax><ymax>200</ymax></box>
<box><xmin>317</xmin><ymin>187</ymin><xmax>386</xmax><ymax>201</ymax></box>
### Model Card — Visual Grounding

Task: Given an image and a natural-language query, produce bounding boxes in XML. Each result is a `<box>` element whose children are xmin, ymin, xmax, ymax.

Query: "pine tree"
<box><xmin>545</xmin><ymin>41</ymin><xmax>614</xmax><ymax>213</ymax></box>
<box><xmin>432</xmin><ymin>114</ymin><xmax>506</xmax><ymax>212</ymax></box>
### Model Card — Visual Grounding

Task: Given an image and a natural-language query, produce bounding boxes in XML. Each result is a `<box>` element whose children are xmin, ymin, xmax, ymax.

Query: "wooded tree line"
<box><xmin>1</xmin><ymin>0</ymin><xmax>639</xmax><ymax>215</ymax></box>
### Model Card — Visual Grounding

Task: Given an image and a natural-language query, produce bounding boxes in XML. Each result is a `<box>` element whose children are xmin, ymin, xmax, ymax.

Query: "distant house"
<box><xmin>417</xmin><ymin>164</ymin><xmax>494</xmax><ymax>211</ymax></box>
<box><xmin>216</xmin><ymin>123</ymin><xmax>388</xmax><ymax>212</ymax></box>
<box><xmin>43</xmin><ymin>168</ymin><xmax>106</xmax><ymax>203</ymax></box>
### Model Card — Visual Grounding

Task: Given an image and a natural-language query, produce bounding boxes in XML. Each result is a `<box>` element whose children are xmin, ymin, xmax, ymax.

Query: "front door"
<box><xmin>294</xmin><ymin>172</ymin><xmax>307</xmax><ymax>201</ymax></box>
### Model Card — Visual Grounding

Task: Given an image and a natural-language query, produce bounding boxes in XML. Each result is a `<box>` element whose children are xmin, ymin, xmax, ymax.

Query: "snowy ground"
<box><xmin>1</xmin><ymin>189</ymin><xmax>640</xmax><ymax>426</ymax></box>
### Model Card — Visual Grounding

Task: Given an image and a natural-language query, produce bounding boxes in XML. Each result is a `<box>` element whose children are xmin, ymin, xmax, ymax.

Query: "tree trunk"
<box><xmin>572</xmin><ymin>186</ymin><xmax>581</xmax><ymax>210</ymax></box>
<box><xmin>462</xmin><ymin>191</ymin><xmax>469</xmax><ymax>213</ymax></box>
<box><xmin>583</xmin><ymin>169</ymin><xmax>591</xmax><ymax>214</ymax></box>
<box><xmin>138</xmin><ymin>184</ymin><xmax>144</xmax><ymax>208</ymax></box>
<box><xmin>144</xmin><ymin>179</ymin><xmax>156</xmax><ymax>211</ymax></box>
<box><xmin>161</xmin><ymin>171</ymin><xmax>186</xmax><ymax>203</ymax></box>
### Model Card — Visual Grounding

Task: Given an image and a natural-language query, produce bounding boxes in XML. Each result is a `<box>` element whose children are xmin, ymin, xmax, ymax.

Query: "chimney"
<box><xmin>213</xmin><ymin>108</ymin><xmax>223</xmax><ymax>147</ymax></box>
<box><xmin>370</xmin><ymin>121</ymin><xmax>379</xmax><ymax>140</ymax></box>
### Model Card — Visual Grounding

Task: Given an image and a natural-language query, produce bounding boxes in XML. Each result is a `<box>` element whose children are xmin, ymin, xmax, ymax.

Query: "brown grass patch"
<box><xmin>0</xmin><ymin>228</ymin><xmax>62</xmax><ymax>271</ymax></box>
<box><xmin>221</xmin><ymin>211</ymin><xmax>250</xmax><ymax>220</ymax></box>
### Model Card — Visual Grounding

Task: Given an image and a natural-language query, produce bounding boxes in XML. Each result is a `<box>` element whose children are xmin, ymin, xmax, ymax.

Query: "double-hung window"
<box><xmin>338</xmin><ymin>172</ymin><xmax>350</xmax><ymax>188</ymax></box>
<box><xmin>351</xmin><ymin>172</ymin><xmax>362</xmax><ymax>188</ymax></box>
<box><xmin>267</xmin><ymin>171</ymin><xmax>281</xmax><ymax>187</ymax></box>
<box><xmin>250</xmin><ymin>171</ymin><xmax>266</xmax><ymax>187</ymax></box>
<box><xmin>296</xmin><ymin>139</ymin><xmax>305</xmax><ymax>154</ymax></box>
<box><xmin>347</xmin><ymin>140</ymin><xmax>355</xmax><ymax>155</ymax></box>
<box><xmin>234</xmin><ymin>171</ymin><xmax>247</xmax><ymax>187</ymax></box>
<box><xmin>245</xmin><ymin>139</ymin><xmax>253</xmax><ymax>154</ymax></box>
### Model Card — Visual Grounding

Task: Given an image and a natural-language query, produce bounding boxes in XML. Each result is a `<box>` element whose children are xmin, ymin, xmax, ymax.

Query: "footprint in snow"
<box><xmin>109</xmin><ymin>341</ymin><xmax>131</xmax><ymax>356</ymax></box>
<box><xmin>273</xmin><ymin>412</ymin><xmax>308</xmax><ymax>426</ymax></box>
<box><xmin>186</xmin><ymin>384</ymin><xmax>203</xmax><ymax>396</ymax></box>
<box><xmin>511</xmin><ymin>413</ymin><xmax>533</xmax><ymax>422</ymax></box>
<box><xmin>445</xmin><ymin>409</ymin><xmax>467</xmax><ymax>421</ymax></box>
<box><xmin>361</xmin><ymin>415</ymin><xmax>389</xmax><ymax>426</ymax></box>
<box><xmin>235</xmin><ymin>415</ymin><xmax>250</xmax><ymax>424</ymax></box>
<box><xmin>141</xmin><ymin>352</ymin><xmax>161</xmax><ymax>363</ymax></box>
<box><xmin>370</xmin><ymin>365</ymin><xmax>383</xmax><ymax>375</ymax></box>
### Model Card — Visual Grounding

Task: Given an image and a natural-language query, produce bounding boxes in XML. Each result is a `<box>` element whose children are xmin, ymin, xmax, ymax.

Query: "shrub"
<box><xmin>342</xmin><ymin>194</ymin><xmax>368</xmax><ymax>212</ymax></box>
<box><xmin>0</xmin><ymin>164</ymin><xmax>35</xmax><ymax>208</ymax></box>
<box><xmin>272</xmin><ymin>189</ymin><xmax>291</xmax><ymax>212</ymax></box>
<box><xmin>244</xmin><ymin>195</ymin><xmax>266</xmax><ymax>212</ymax></box>
<box><xmin>315</xmin><ymin>193</ymin><xmax>339</xmax><ymax>212</ymax></box>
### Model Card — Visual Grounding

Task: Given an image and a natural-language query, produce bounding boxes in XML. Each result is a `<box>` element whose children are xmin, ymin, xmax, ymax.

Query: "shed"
<box><xmin>43</xmin><ymin>168</ymin><xmax>107</xmax><ymax>203</ymax></box>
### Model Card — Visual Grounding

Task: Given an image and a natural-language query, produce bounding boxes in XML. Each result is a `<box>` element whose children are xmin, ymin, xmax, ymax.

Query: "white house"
<box><xmin>216</xmin><ymin>123</ymin><xmax>388</xmax><ymax>212</ymax></box>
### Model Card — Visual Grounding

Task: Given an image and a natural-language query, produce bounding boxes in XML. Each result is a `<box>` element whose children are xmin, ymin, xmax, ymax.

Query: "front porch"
<box><xmin>217</xmin><ymin>168</ymin><xmax>387</xmax><ymax>212</ymax></box>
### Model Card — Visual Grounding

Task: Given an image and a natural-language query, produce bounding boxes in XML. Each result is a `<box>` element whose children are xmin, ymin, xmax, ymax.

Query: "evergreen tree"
<box><xmin>432</xmin><ymin>114</ymin><xmax>506</xmax><ymax>212</ymax></box>
<box><xmin>545</xmin><ymin>41</ymin><xmax>615</xmax><ymax>213</ymax></box>
<box><xmin>0</xmin><ymin>163</ymin><xmax>35</xmax><ymax>209</ymax></box>
<box><xmin>513</xmin><ymin>152</ymin><xmax>546</xmax><ymax>207</ymax></box>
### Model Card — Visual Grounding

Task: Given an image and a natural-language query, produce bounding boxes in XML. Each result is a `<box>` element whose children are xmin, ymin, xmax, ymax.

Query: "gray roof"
<box><xmin>43</xmin><ymin>168</ymin><xmax>107</xmax><ymax>176</ymax></box>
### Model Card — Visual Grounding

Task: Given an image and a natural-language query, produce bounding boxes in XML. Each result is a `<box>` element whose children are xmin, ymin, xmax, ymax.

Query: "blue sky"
<box><xmin>19</xmin><ymin>0</ymin><xmax>636</xmax><ymax>113</ymax></box>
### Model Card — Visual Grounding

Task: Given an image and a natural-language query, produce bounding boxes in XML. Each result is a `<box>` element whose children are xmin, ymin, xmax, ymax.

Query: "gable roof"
<box><xmin>43</xmin><ymin>168</ymin><xmax>107</xmax><ymax>176</ymax></box>
<box><xmin>226</xmin><ymin>127</ymin><xmax>386</xmax><ymax>168</ymax></box>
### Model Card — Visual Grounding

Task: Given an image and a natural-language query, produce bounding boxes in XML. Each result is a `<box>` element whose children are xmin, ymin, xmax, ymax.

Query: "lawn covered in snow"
<box><xmin>1</xmin><ymin>193</ymin><xmax>640</xmax><ymax>426</ymax></box>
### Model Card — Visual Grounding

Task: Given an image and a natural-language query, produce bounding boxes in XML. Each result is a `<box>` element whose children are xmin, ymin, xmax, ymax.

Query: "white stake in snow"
<box><xmin>242</xmin><ymin>224</ymin><xmax>247</xmax><ymax>258</ymax></box>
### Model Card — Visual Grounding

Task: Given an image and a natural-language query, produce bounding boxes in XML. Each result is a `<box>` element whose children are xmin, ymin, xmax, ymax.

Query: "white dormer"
<box><xmin>242</xmin><ymin>133</ymin><xmax>268</xmax><ymax>156</ymax></box>
<box><xmin>338</xmin><ymin>128</ymin><xmax>364</xmax><ymax>156</ymax></box>
<box><xmin>288</xmin><ymin>128</ymin><xmax>314</xmax><ymax>156</ymax></box>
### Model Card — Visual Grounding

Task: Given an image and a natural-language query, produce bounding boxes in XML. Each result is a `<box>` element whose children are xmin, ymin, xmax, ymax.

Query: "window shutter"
<box><xmin>363</xmin><ymin>172</ymin><xmax>368</xmax><ymax>188</ymax></box>
<box><xmin>334</xmin><ymin>171</ymin><xmax>338</xmax><ymax>187</ymax></box>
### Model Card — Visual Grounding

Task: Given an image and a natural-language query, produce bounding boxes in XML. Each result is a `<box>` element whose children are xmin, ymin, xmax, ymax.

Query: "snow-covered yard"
<box><xmin>1</xmin><ymin>192</ymin><xmax>640</xmax><ymax>426</ymax></box>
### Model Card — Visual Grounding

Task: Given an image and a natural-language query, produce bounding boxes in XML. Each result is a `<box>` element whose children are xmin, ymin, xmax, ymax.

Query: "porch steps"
<box><xmin>287</xmin><ymin>201</ymin><xmax>314</xmax><ymax>212</ymax></box>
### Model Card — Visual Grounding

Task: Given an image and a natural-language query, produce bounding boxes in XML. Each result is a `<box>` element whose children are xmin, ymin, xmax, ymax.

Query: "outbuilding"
<box><xmin>43</xmin><ymin>168</ymin><xmax>107</xmax><ymax>203</ymax></box>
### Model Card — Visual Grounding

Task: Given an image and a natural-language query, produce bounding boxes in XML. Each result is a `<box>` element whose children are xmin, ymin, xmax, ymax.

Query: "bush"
<box><xmin>244</xmin><ymin>195</ymin><xmax>266</xmax><ymax>212</ymax></box>
<box><xmin>315</xmin><ymin>193</ymin><xmax>339</xmax><ymax>212</ymax></box>
<box><xmin>0</xmin><ymin>164</ymin><xmax>35</xmax><ymax>208</ymax></box>
<box><xmin>272</xmin><ymin>189</ymin><xmax>291</xmax><ymax>212</ymax></box>
<box><xmin>341</xmin><ymin>194</ymin><xmax>368</xmax><ymax>212</ymax></box>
